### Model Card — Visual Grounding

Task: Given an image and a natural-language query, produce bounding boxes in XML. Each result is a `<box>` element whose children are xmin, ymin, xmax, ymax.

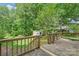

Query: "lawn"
<box><xmin>63</xmin><ymin>34</ymin><xmax>79</xmax><ymax>41</ymax></box>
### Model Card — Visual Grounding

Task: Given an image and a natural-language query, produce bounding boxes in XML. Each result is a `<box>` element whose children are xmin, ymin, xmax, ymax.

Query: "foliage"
<box><xmin>0</xmin><ymin>3</ymin><xmax>79</xmax><ymax>38</ymax></box>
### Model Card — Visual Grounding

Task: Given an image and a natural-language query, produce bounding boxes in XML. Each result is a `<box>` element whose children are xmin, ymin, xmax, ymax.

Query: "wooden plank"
<box><xmin>20</xmin><ymin>40</ymin><xmax>22</xmax><ymax>54</ymax></box>
<box><xmin>6</xmin><ymin>42</ymin><xmax>8</xmax><ymax>56</ymax></box>
<box><xmin>48</xmin><ymin>35</ymin><xmax>51</xmax><ymax>44</ymax></box>
<box><xmin>38</xmin><ymin>37</ymin><xmax>40</xmax><ymax>48</ymax></box>
<box><xmin>0</xmin><ymin>36</ymin><xmax>41</xmax><ymax>42</ymax></box>
<box><xmin>16</xmin><ymin>40</ymin><xmax>18</xmax><ymax>55</ymax></box>
<box><xmin>40</xmin><ymin>47</ymin><xmax>56</xmax><ymax>56</ymax></box>
<box><xmin>0</xmin><ymin>36</ymin><xmax>42</xmax><ymax>56</ymax></box>
<box><xmin>18</xmin><ymin>47</ymin><xmax>38</xmax><ymax>56</ymax></box>
<box><xmin>0</xmin><ymin>43</ymin><xmax>1</xmax><ymax>56</ymax></box>
<box><xmin>12</xmin><ymin>41</ymin><xmax>13</xmax><ymax>56</ymax></box>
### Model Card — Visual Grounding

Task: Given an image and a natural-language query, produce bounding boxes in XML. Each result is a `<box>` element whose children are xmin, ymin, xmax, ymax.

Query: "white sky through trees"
<box><xmin>0</xmin><ymin>3</ymin><xmax>16</xmax><ymax>10</ymax></box>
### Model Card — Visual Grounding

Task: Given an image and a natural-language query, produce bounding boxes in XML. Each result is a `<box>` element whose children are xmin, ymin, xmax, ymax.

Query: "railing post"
<box><xmin>52</xmin><ymin>34</ymin><xmax>55</xmax><ymax>43</ymax></box>
<box><xmin>48</xmin><ymin>34</ymin><xmax>51</xmax><ymax>44</ymax></box>
<box><xmin>47</xmin><ymin>35</ymin><xmax>49</xmax><ymax>44</ymax></box>
<box><xmin>38</xmin><ymin>36</ymin><xmax>40</xmax><ymax>48</ymax></box>
<box><xmin>60</xmin><ymin>32</ymin><xmax>63</xmax><ymax>38</ymax></box>
<box><xmin>56</xmin><ymin>33</ymin><xmax>58</xmax><ymax>40</ymax></box>
<box><xmin>0</xmin><ymin>43</ymin><xmax>1</xmax><ymax>56</ymax></box>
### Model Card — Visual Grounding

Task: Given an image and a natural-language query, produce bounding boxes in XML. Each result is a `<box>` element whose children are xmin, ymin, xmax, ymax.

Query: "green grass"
<box><xmin>63</xmin><ymin>36</ymin><xmax>79</xmax><ymax>41</ymax></box>
<box><xmin>40</xmin><ymin>35</ymin><xmax>48</xmax><ymax>45</ymax></box>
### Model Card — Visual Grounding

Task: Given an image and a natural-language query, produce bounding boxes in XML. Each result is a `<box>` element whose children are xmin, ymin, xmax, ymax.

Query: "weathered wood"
<box><xmin>47</xmin><ymin>34</ymin><xmax>57</xmax><ymax>44</ymax></box>
<box><xmin>11</xmin><ymin>41</ymin><xmax>13</xmax><ymax>56</ymax></box>
<box><xmin>52</xmin><ymin>34</ymin><xmax>55</xmax><ymax>43</ymax></box>
<box><xmin>48</xmin><ymin>35</ymin><xmax>51</xmax><ymax>44</ymax></box>
<box><xmin>6</xmin><ymin>42</ymin><xmax>8</xmax><ymax>56</ymax></box>
<box><xmin>21</xmin><ymin>40</ymin><xmax>22</xmax><ymax>53</ymax></box>
<box><xmin>24</xmin><ymin>39</ymin><xmax>26</xmax><ymax>52</ymax></box>
<box><xmin>0</xmin><ymin>43</ymin><xmax>1</xmax><ymax>56</ymax></box>
<box><xmin>62</xmin><ymin>32</ymin><xmax>79</xmax><ymax>35</ymax></box>
<box><xmin>18</xmin><ymin>47</ymin><xmax>38</xmax><ymax>56</ymax></box>
<box><xmin>0</xmin><ymin>36</ymin><xmax>39</xmax><ymax>42</ymax></box>
<box><xmin>16</xmin><ymin>40</ymin><xmax>18</xmax><ymax>55</ymax></box>
<box><xmin>38</xmin><ymin>37</ymin><xmax>40</xmax><ymax>48</ymax></box>
<box><xmin>0</xmin><ymin>36</ymin><xmax>41</xmax><ymax>56</ymax></box>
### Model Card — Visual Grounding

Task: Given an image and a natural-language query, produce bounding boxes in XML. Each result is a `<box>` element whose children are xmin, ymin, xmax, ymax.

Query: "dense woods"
<box><xmin>0</xmin><ymin>3</ymin><xmax>79</xmax><ymax>39</ymax></box>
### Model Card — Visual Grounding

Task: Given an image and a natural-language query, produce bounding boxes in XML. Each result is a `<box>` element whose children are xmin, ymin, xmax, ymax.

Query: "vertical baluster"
<box><xmin>32</xmin><ymin>38</ymin><xmax>33</xmax><ymax>49</ymax></box>
<box><xmin>47</xmin><ymin>35</ymin><xmax>48</xmax><ymax>44</ymax></box>
<box><xmin>33</xmin><ymin>38</ymin><xmax>34</xmax><ymax>49</ymax></box>
<box><xmin>12</xmin><ymin>41</ymin><xmax>13</xmax><ymax>56</ymax></box>
<box><xmin>20</xmin><ymin>40</ymin><xmax>22</xmax><ymax>54</ymax></box>
<box><xmin>50</xmin><ymin>35</ymin><xmax>52</xmax><ymax>43</ymax></box>
<box><xmin>36</xmin><ymin>37</ymin><xmax>38</xmax><ymax>48</ymax></box>
<box><xmin>0</xmin><ymin>43</ymin><xmax>1</xmax><ymax>56</ymax></box>
<box><xmin>24</xmin><ymin>39</ymin><xmax>26</xmax><ymax>52</ymax></box>
<box><xmin>29</xmin><ymin>38</ymin><xmax>30</xmax><ymax>50</ymax></box>
<box><xmin>35</xmin><ymin>37</ymin><xmax>37</xmax><ymax>48</ymax></box>
<box><xmin>16</xmin><ymin>40</ymin><xmax>18</xmax><ymax>55</ymax></box>
<box><xmin>30</xmin><ymin>38</ymin><xmax>33</xmax><ymax>50</ymax></box>
<box><xmin>34</xmin><ymin>37</ymin><xmax>35</xmax><ymax>48</ymax></box>
<box><xmin>52</xmin><ymin>34</ymin><xmax>54</xmax><ymax>43</ymax></box>
<box><xmin>54</xmin><ymin>34</ymin><xmax>55</xmax><ymax>43</ymax></box>
<box><xmin>48</xmin><ymin>35</ymin><xmax>50</xmax><ymax>44</ymax></box>
<box><xmin>77</xmin><ymin>33</ymin><xmax>78</xmax><ymax>38</ymax></box>
<box><xmin>50</xmin><ymin>34</ymin><xmax>51</xmax><ymax>43</ymax></box>
<box><xmin>55</xmin><ymin>34</ymin><xmax>56</xmax><ymax>40</ymax></box>
<box><xmin>50</xmin><ymin>35</ymin><xmax>51</xmax><ymax>43</ymax></box>
<box><xmin>28</xmin><ymin>38</ymin><xmax>29</xmax><ymax>51</ymax></box>
<box><xmin>49</xmin><ymin>35</ymin><xmax>51</xmax><ymax>44</ymax></box>
<box><xmin>29</xmin><ymin>38</ymin><xmax>31</xmax><ymax>50</ymax></box>
<box><xmin>57</xmin><ymin>33</ymin><xmax>58</xmax><ymax>40</ymax></box>
<box><xmin>37</xmin><ymin>36</ymin><xmax>40</xmax><ymax>48</ymax></box>
<box><xmin>6</xmin><ymin>42</ymin><xmax>8</xmax><ymax>56</ymax></box>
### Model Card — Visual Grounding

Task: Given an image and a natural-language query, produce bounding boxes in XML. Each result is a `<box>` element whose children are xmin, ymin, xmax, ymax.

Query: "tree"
<box><xmin>0</xmin><ymin>6</ymin><xmax>16</xmax><ymax>38</ymax></box>
<box><xmin>0</xmin><ymin>3</ymin><xmax>79</xmax><ymax>38</ymax></box>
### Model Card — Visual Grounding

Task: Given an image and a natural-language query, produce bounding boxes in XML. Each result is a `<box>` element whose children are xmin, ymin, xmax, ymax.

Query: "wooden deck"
<box><xmin>41</xmin><ymin>38</ymin><xmax>79</xmax><ymax>56</ymax></box>
<box><xmin>0</xmin><ymin>33</ymin><xmax>79</xmax><ymax>56</ymax></box>
<box><xmin>22</xmin><ymin>38</ymin><xmax>79</xmax><ymax>56</ymax></box>
<box><xmin>24</xmin><ymin>49</ymin><xmax>51</xmax><ymax>56</ymax></box>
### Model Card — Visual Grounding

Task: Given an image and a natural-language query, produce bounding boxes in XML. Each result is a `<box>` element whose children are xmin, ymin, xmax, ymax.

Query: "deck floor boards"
<box><xmin>24</xmin><ymin>49</ymin><xmax>50</xmax><ymax>56</ymax></box>
<box><xmin>42</xmin><ymin>38</ymin><xmax>79</xmax><ymax>56</ymax></box>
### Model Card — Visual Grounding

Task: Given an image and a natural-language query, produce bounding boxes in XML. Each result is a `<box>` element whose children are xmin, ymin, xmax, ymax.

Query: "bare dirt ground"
<box><xmin>42</xmin><ymin>38</ymin><xmax>79</xmax><ymax>56</ymax></box>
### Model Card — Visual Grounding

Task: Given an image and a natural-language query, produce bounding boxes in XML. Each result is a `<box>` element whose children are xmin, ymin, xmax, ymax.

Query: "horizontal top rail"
<box><xmin>62</xmin><ymin>32</ymin><xmax>79</xmax><ymax>34</ymax></box>
<box><xmin>0</xmin><ymin>36</ymin><xmax>41</xmax><ymax>42</ymax></box>
<box><xmin>48</xmin><ymin>33</ymin><xmax>59</xmax><ymax>35</ymax></box>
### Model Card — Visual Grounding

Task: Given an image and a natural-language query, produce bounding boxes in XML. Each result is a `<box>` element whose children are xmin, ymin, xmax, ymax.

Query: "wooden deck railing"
<box><xmin>0</xmin><ymin>36</ymin><xmax>40</xmax><ymax>56</ymax></box>
<box><xmin>62</xmin><ymin>32</ymin><xmax>79</xmax><ymax>37</ymax></box>
<box><xmin>47</xmin><ymin>33</ymin><xmax>59</xmax><ymax>44</ymax></box>
<box><xmin>61</xmin><ymin>32</ymin><xmax>79</xmax><ymax>40</ymax></box>
<box><xmin>0</xmin><ymin>32</ymin><xmax>72</xmax><ymax>56</ymax></box>
<box><xmin>47</xmin><ymin>32</ymin><xmax>79</xmax><ymax>44</ymax></box>
<box><xmin>62</xmin><ymin>32</ymin><xmax>79</xmax><ymax>35</ymax></box>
